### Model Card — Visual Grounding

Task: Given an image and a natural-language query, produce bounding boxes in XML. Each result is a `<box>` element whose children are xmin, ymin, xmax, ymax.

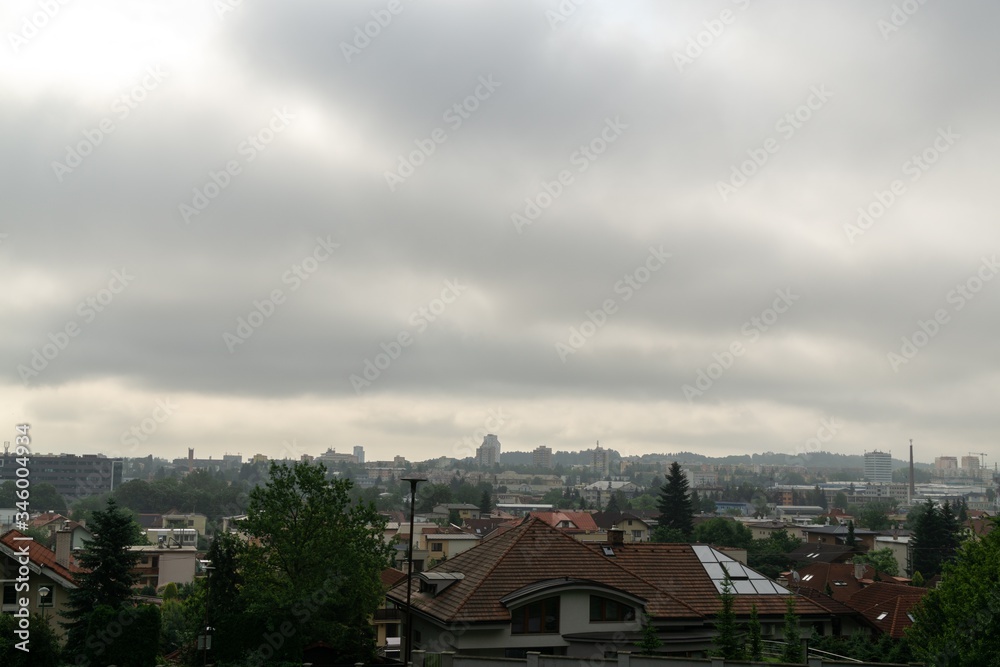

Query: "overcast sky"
<box><xmin>2</xmin><ymin>1</ymin><xmax>998</xmax><ymax>467</ymax></box>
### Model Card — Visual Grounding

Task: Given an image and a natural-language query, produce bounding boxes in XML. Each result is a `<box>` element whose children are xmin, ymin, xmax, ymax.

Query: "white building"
<box><xmin>864</xmin><ymin>451</ymin><xmax>893</xmax><ymax>484</ymax></box>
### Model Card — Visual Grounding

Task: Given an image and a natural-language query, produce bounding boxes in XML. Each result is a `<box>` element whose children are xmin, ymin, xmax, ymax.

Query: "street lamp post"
<box><xmin>38</xmin><ymin>587</ymin><xmax>51</xmax><ymax>623</ymax></box>
<box><xmin>400</xmin><ymin>473</ymin><xmax>427</xmax><ymax>666</ymax></box>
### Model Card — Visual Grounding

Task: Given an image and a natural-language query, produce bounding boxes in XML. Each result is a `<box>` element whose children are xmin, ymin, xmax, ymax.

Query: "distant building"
<box><xmin>864</xmin><ymin>451</ymin><xmax>892</xmax><ymax>484</ymax></box>
<box><xmin>171</xmin><ymin>450</ymin><xmax>243</xmax><ymax>474</ymax></box>
<box><xmin>532</xmin><ymin>445</ymin><xmax>553</xmax><ymax>469</ymax></box>
<box><xmin>317</xmin><ymin>448</ymin><xmax>357</xmax><ymax>465</ymax></box>
<box><xmin>354</xmin><ymin>445</ymin><xmax>365</xmax><ymax>465</ymax></box>
<box><xmin>961</xmin><ymin>455</ymin><xmax>980</xmax><ymax>470</ymax></box>
<box><xmin>476</xmin><ymin>435</ymin><xmax>501</xmax><ymax>468</ymax></box>
<box><xmin>935</xmin><ymin>456</ymin><xmax>958</xmax><ymax>469</ymax></box>
<box><xmin>590</xmin><ymin>442</ymin><xmax>610</xmax><ymax>476</ymax></box>
<box><xmin>0</xmin><ymin>452</ymin><xmax>122</xmax><ymax>501</ymax></box>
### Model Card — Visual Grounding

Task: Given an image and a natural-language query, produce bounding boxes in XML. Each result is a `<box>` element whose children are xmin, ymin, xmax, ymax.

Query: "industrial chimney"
<box><xmin>909</xmin><ymin>439</ymin><xmax>915</xmax><ymax>504</ymax></box>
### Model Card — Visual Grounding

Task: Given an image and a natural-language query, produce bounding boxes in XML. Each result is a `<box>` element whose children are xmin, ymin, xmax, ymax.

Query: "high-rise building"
<box><xmin>935</xmin><ymin>456</ymin><xmax>958</xmax><ymax>469</ymax></box>
<box><xmin>0</xmin><ymin>452</ymin><xmax>122</xmax><ymax>502</ymax></box>
<box><xmin>864</xmin><ymin>450</ymin><xmax>892</xmax><ymax>484</ymax></box>
<box><xmin>591</xmin><ymin>442</ymin><xmax>610</xmax><ymax>476</ymax></box>
<box><xmin>961</xmin><ymin>455</ymin><xmax>980</xmax><ymax>470</ymax></box>
<box><xmin>353</xmin><ymin>445</ymin><xmax>365</xmax><ymax>465</ymax></box>
<box><xmin>532</xmin><ymin>445</ymin><xmax>553</xmax><ymax>469</ymax></box>
<box><xmin>476</xmin><ymin>435</ymin><xmax>501</xmax><ymax>468</ymax></box>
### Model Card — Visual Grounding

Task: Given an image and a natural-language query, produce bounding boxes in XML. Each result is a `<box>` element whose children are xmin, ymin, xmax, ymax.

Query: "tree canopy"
<box><xmin>907</xmin><ymin>518</ymin><xmax>1000</xmax><ymax>666</ymax></box>
<box><xmin>656</xmin><ymin>461</ymin><xmax>693</xmax><ymax>536</ymax></box>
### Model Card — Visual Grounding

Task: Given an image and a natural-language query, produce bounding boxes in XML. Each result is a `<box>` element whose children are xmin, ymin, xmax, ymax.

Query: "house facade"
<box><xmin>388</xmin><ymin>518</ymin><xmax>843</xmax><ymax>659</ymax></box>
<box><xmin>0</xmin><ymin>529</ymin><xmax>79</xmax><ymax>636</ymax></box>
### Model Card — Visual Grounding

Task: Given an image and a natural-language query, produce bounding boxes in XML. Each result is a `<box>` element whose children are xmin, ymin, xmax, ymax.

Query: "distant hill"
<box><xmin>496</xmin><ymin>449</ymin><xmax>931</xmax><ymax>470</ymax></box>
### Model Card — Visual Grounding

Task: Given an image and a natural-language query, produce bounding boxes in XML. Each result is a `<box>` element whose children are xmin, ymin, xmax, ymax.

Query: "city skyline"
<box><xmin>3</xmin><ymin>2</ymin><xmax>999</xmax><ymax>464</ymax></box>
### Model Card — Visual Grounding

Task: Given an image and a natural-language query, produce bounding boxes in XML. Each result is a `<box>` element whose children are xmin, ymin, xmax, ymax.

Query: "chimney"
<box><xmin>608</xmin><ymin>528</ymin><xmax>625</xmax><ymax>546</ymax></box>
<box><xmin>55</xmin><ymin>525</ymin><xmax>73</xmax><ymax>568</ymax></box>
<box><xmin>854</xmin><ymin>562</ymin><xmax>865</xmax><ymax>580</ymax></box>
<box><xmin>909</xmin><ymin>439</ymin><xmax>915</xmax><ymax>504</ymax></box>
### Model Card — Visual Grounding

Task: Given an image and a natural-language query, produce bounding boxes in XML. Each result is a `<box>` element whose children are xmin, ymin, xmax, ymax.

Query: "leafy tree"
<box><xmin>693</xmin><ymin>518</ymin><xmax>752</xmax><ymax>549</ymax></box>
<box><xmin>853</xmin><ymin>548</ymin><xmax>899</xmax><ymax>577</ymax></box>
<box><xmin>700</xmin><ymin>495</ymin><xmax>717</xmax><ymax>513</ymax></box>
<box><xmin>712</xmin><ymin>574</ymin><xmax>743</xmax><ymax>659</ymax></box>
<box><xmin>238</xmin><ymin>461</ymin><xmax>394</xmax><ymax>663</ymax></box>
<box><xmin>62</xmin><ymin>498</ymin><xmax>143</xmax><ymax>656</ymax></box>
<box><xmin>748</xmin><ymin>529</ymin><xmax>802</xmax><ymax>579</ymax></box>
<box><xmin>635</xmin><ymin>614</ymin><xmax>662</xmax><ymax>655</ymax></box>
<box><xmin>746</xmin><ymin>604</ymin><xmax>763</xmax><ymax>661</ymax></box>
<box><xmin>833</xmin><ymin>491</ymin><xmax>849</xmax><ymax>511</ymax></box>
<box><xmin>416</xmin><ymin>483</ymin><xmax>453</xmax><ymax>512</ymax></box>
<box><xmin>690</xmin><ymin>489</ymin><xmax>701</xmax><ymax>513</ymax></box>
<box><xmin>656</xmin><ymin>461</ymin><xmax>693</xmax><ymax>536</ymax></box>
<box><xmin>781</xmin><ymin>597</ymin><xmax>802</xmax><ymax>663</ymax></box>
<box><xmin>857</xmin><ymin>500</ymin><xmax>895</xmax><ymax>530</ymax></box>
<box><xmin>906</xmin><ymin>519</ymin><xmax>1000</xmax><ymax>666</ymax></box>
<box><xmin>479</xmin><ymin>489</ymin><xmax>492</xmax><ymax>514</ymax></box>
<box><xmin>911</xmin><ymin>570</ymin><xmax>925</xmax><ymax>587</ymax></box>
<box><xmin>0</xmin><ymin>613</ymin><xmax>61</xmax><ymax>666</ymax></box>
<box><xmin>69</xmin><ymin>492</ymin><xmax>111</xmax><ymax>523</ymax></box>
<box><xmin>650</xmin><ymin>526</ymin><xmax>689</xmax><ymax>543</ymax></box>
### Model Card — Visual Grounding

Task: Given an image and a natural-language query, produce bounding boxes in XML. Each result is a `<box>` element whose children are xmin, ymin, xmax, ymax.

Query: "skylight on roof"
<box><xmin>877</xmin><ymin>612</ymin><xmax>888</xmax><ymax>621</ymax></box>
<box><xmin>696</xmin><ymin>546</ymin><xmax>788</xmax><ymax>595</ymax></box>
<box><xmin>802</xmin><ymin>574</ymin><xmax>814</xmax><ymax>581</ymax></box>
<box><xmin>601</xmin><ymin>546</ymin><xmax>615</xmax><ymax>557</ymax></box>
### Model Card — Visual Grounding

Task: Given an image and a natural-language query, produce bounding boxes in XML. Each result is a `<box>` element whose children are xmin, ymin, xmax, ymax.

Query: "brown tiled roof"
<box><xmin>843</xmin><ymin>582</ymin><xmax>926</xmax><ymax>638</ymax></box>
<box><xmin>29</xmin><ymin>513</ymin><xmax>67</xmax><ymax>528</ymax></box>
<box><xmin>529</xmin><ymin>511</ymin><xmax>599</xmax><ymax>532</ymax></box>
<box><xmin>387</xmin><ymin>518</ymin><xmax>832</xmax><ymax>624</ymax></box>
<box><xmin>381</xmin><ymin>567</ymin><xmax>406</xmax><ymax>590</ymax></box>
<box><xmin>788</xmin><ymin>562</ymin><xmax>873</xmax><ymax>602</ymax></box>
<box><xmin>0</xmin><ymin>530</ymin><xmax>81</xmax><ymax>585</ymax></box>
<box><xmin>791</xmin><ymin>584</ymin><xmax>862</xmax><ymax>617</ymax></box>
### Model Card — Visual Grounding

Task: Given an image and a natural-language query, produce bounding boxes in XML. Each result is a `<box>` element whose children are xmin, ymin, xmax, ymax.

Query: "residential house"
<box><xmin>374</xmin><ymin>568</ymin><xmax>406</xmax><ymax>658</ymax></box>
<box><xmin>423</xmin><ymin>528</ymin><xmax>481</xmax><ymax>565</ymax></box>
<box><xmin>162</xmin><ymin>512</ymin><xmax>208</xmax><ymax>536</ymax></box>
<box><xmin>528</xmin><ymin>512</ymin><xmax>600</xmax><ymax>540</ymax></box>
<box><xmin>782</xmin><ymin>562</ymin><xmax>875</xmax><ymax>603</ymax></box>
<box><xmin>433</xmin><ymin>504</ymin><xmax>483</xmax><ymax>522</ymax></box>
<box><xmin>842</xmin><ymin>581</ymin><xmax>927</xmax><ymax>638</ymax></box>
<box><xmin>130</xmin><ymin>544</ymin><xmax>199</xmax><ymax>590</ymax></box>
<box><xmin>786</xmin><ymin>543</ymin><xmax>857</xmax><ymax>567</ymax></box>
<box><xmin>591</xmin><ymin>511</ymin><xmax>650</xmax><ymax>543</ymax></box>
<box><xmin>801</xmin><ymin>525</ymin><xmax>878</xmax><ymax>551</ymax></box>
<box><xmin>582</xmin><ymin>481</ymin><xmax>641</xmax><ymax>509</ymax></box>
<box><xmin>0</xmin><ymin>529</ymin><xmax>80</xmax><ymax>636</ymax></box>
<box><xmin>873</xmin><ymin>534</ymin><xmax>911</xmax><ymax>576</ymax></box>
<box><xmin>387</xmin><ymin>517</ymin><xmax>844</xmax><ymax>659</ymax></box>
<box><xmin>747</xmin><ymin>520</ymin><xmax>794</xmax><ymax>541</ymax></box>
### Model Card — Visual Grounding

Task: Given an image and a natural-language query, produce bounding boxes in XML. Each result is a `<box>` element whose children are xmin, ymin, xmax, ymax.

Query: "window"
<box><xmin>3</xmin><ymin>584</ymin><xmax>16</xmax><ymax>606</ymax></box>
<box><xmin>632</xmin><ymin>530</ymin><xmax>643</xmax><ymax>540</ymax></box>
<box><xmin>431</xmin><ymin>542</ymin><xmax>443</xmax><ymax>552</ymax></box>
<box><xmin>511</xmin><ymin>597</ymin><xmax>560</xmax><ymax>634</ymax></box>
<box><xmin>589</xmin><ymin>596</ymin><xmax>635</xmax><ymax>622</ymax></box>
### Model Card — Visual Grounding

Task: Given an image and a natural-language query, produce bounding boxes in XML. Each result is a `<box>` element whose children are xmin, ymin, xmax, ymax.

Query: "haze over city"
<box><xmin>3</xmin><ymin>1</ymin><xmax>999</xmax><ymax>464</ymax></box>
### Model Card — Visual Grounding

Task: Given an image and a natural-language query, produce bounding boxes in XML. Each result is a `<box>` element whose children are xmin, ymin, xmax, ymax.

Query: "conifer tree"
<box><xmin>747</xmin><ymin>604</ymin><xmax>764</xmax><ymax>661</ymax></box>
<box><xmin>656</xmin><ymin>461</ymin><xmax>693</xmax><ymax>536</ymax></box>
<box><xmin>712</xmin><ymin>573</ymin><xmax>743</xmax><ymax>659</ymax></box>
<box><xmin>61</xmin><ymin>498</ymin><xmax>143</xmax><ymax>657</ymax></box>
<box><xmin>781</xmin><ymin>597</ymin><xmax>802</xmax><ymax>663</ymax></box>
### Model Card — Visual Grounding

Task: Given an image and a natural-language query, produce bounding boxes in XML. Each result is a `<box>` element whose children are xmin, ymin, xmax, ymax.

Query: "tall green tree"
<box><xmin>635</xmin><ymin>614</ymin><xmax>662</xmax><ymax>656</ymax></box>
<box><xmin>846</xmin><ymin>520</ymin><xmax>857</xmax><ymax>547</ymax></box>
<box><xmin>853</xmin><ymin>548</ymin><xmax>899</xmax><ymax>577</ymax></box>
<box><xmin>693</xmin><ymin>518</ymin><xmax>753</xmax><ymax>549</ymax></box>
<box><xmin>712</xmin><ymin>574</ymin><xmax>743</xmax><ymax>659</ymax></box>
<box><xmin>656</xmin><ymin>461</ymin><xmax>693</xmax><ymax>536</ymax></box>
<box><xmin>62</xmin><ymin>498</ymin><xmax>143</xmax><ymax>656</ymax></box>
<box><xmin>238</xmin><ymin>461</ymin><xmax>394</xmax><ymax>663</ymax></box>
<box><xmin>781</xmin><ymin>597</ymin><xmax>802</xmax><ymax>663</ymax></box>
<box><xmin>746</xmin><ymin>604</ymin><xmax>764</xmax><ymax>661</ymax></box>
<box><xmin>479</xmin><ymin>489</ymin><xmax>492</xmax><ymax>514</ymax></box>
<box><xmin>910</xmin><ymin>499</ymin><xmax>962</xmax><ymax>578</ymax></box>
<box><xmin>907</xmin><ymin>518</ymin><xmax>1000</xmax><ymax>666</ymax></box>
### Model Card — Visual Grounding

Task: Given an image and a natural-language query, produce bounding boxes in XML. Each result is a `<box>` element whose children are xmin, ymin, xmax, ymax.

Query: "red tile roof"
<box><xmin>381</xmin><ymin>567</ymin><xmax>406</xmax><ymax>590</ymax></box>
<box><xmin>843</xmin><ymin>582</ymin><xmax>926</xmax><ymax>638</ymax></box>
<box><xmin>29</xmin><ymin>513</ymin><xmax>68</xmax><ymax>528</ymax></box>
<box><xmin>0</xmin><ymin>530</ymin><xmax>81</xmax><ymax>585</ymax></box>
<box><xmin>387</xmin><ymin>518</ymin><xmax>833</xmax><ymax>625</ymax></box>
<box><xmin>528</xmin><ymin>511</ymin><xmax>599</xmax><ymax>533</ymax></box>
<box><xmin>786</xmin><ymin>562</ymin><xmax>874</xmax><ymax>602</ymax></box>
